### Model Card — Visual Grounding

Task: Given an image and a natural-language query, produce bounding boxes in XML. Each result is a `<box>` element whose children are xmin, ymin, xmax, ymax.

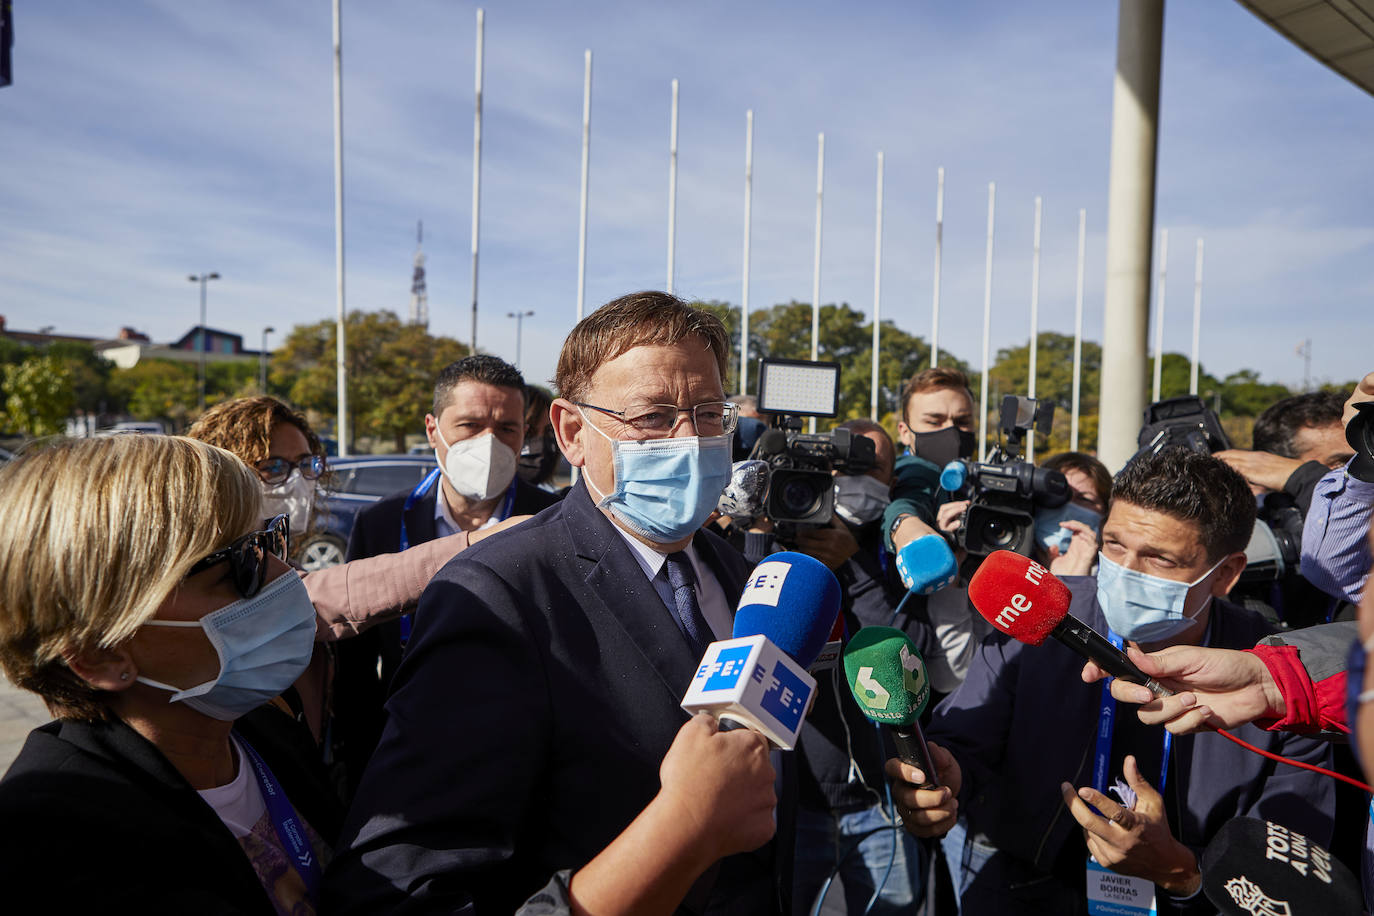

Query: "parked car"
<box><xmin>298</xmin><ymin>454</ymin><xmax>436</xmax><ymax>571</ymax></box>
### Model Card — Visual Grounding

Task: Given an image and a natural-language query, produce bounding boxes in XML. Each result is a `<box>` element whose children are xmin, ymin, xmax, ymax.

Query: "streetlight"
<box><xmin>507</xmin><ymin>310</ymin><xmax>534</xmax><ymax>370</ymax></box>
<box><xmin>188</xmin><ymin>272</ymin><xmax>221</xmax><ymax>411</ymax></box>
<box><xmin>260</xmin><ymin>326</ymin><xmax>275</xmax><ymax>393</ymax></box>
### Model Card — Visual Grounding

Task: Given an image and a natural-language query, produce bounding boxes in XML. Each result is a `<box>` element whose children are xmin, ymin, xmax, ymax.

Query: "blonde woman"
<box><xmin>0</xmin><ymin>435</ymin><xmax>340</xmax><ymax>913</ymax></box>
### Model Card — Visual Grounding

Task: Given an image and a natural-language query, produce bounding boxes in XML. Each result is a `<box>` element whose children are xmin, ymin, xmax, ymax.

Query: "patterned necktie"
<box><xmin>664</xmin><ymin>551</ymin><xmax>711</xmax><ymax>653</ymax></box>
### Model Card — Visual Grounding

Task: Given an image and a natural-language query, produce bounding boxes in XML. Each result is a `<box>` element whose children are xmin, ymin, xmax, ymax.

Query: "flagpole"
<box><xmin>667</xmin><ymin>78</ymin><xmax>678</xmax><ymax>294</ymax></box>
<box><xmin>809</xmin><ymin>132</ymin><xmax>824</xmax><ymax>434</ymax></box>
<box><xmin>1071</xmin><ymin>208</ymin><xmax>1086</xmax><ymax>452</ymax></box>
<box><xmin>332</xmin><ymin>0</ymin><xmax>349</xmax><ymax>456</ymax></box>
<box><xmin>1027</xmin><ymin>195</ymin><xmax>1042</xmax><ymax>462</ymax></box>
<box><xmin>469</xmin><ymin>8</ymin><xmax>485</xmax><ymax>354</ymax></box>
<box><xmin>740</xmin><ymin>110</ymin><xmax>754</xmax><ymax>396</ymax></box>
<box><xmin>870</xmin><ymin>152</ymin><xmax>885</xmax><ymax>421</ymax></box>
<box><xmin>1152</xmin><ymin>227</ymin><xmax>1168</xmax><ymax>401</ymax></box>
<box><xmin>979</xmin><ymin>182</ymin><xmax>996</xmax><ymax>461</ymax></box>
<box><xmin>931</xmin><ymin>166</ymin><xmax>944</xmax><ymax>368</ymax></box>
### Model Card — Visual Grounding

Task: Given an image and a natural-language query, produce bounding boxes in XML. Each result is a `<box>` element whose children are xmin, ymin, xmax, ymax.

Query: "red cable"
<box><xmin>1214</xmin><ymin>727</ymin><xmax>1373</xmax><ymax>793</ymax></box>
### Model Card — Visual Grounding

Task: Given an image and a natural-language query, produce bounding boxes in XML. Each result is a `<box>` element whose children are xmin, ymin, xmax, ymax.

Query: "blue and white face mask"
<box><xmin>1095</xmin><ymin>552</ymin><xmax>1226</xmax><ymax>644</ymax></box>
<box><xmin>1034</xmin><ymin>502</ymin><xmax>1103</xmax><ymax>556</ymax></box>
<box><xmin>581</xmin><ymin>410</ymin><xmax>733</xmax><ymax>544</ymax></box>
<box><xmin>136</xmin><ymin>572</ymin><xmax>317</xmax><ymax>721</ymax></box>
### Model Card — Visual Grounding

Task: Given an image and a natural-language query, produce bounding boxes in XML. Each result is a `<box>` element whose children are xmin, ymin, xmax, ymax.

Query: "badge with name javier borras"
<box><xmin>1086</xmin><ymin>858</ymin><xmax>1156</xmax><ymax>916</ymax></box>
<box><xmin>681</xmin><ymin>634</ymin><xmax>817</xmax><ymax>750</ymax></box>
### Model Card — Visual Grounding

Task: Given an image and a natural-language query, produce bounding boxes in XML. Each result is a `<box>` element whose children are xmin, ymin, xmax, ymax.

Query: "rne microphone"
<box><xmin>680</xmin><ymin>552</ymin><xmax>840</xmax><ymax>749</ymax></box>
<box><xmin>842</xmin><ymin>626</ymin><xmax>941</xmax><ymax>789</ymax></box>
<box><xmin>717</xmin><ymin>459</ymin><xmax>771</xmax><ymax>525</ymax></box>
<box><xmin>967</xmin><ymin>550</ymin><xmax>1172</xmax><ymax>697</ymax></box>
<box><xmin>1200</xmin><ymin>817</ymin><xmax>1360</xmax><ymax>916</ymax></box>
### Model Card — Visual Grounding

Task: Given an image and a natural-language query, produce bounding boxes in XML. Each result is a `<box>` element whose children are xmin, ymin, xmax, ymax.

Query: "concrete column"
<box><xmin>1097</xmin><ymin>0</ymin><xmax>1165</xmax><ymax>471</ymax></box>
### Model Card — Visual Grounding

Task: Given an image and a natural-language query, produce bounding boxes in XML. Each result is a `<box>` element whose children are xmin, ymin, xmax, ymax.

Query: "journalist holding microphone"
<box><xmin>326</xmin><ymin>292</ymin><xmax>789</xmax><ymax>915</ymax></box>
<box><xmin>889</xmin><ymin>447</ymin><xmax>1334</xmax><ymax>915</ymax></box>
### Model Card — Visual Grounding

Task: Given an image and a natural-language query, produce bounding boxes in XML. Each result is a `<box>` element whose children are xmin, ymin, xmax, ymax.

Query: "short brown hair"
<box><xmin>899</xmin><ymin>367</ymin><xmax>974</xmax><ymax>423</ymax></box>
<box><xmin>188</xmin><ymin>396</ymin><xmax>325</xmax><ymax>470</ymax></box>
<box><xmin>0</xmin><ymin>436</ymin><xmax>261</xmax><ymax>720</ymax></box>
<box><xmin>1041</xmin><ymin>451</ymin><xmax>1112</xmax><ymax>509</ymax></box>
<box><xmin>555</xmin><ymin>291</ymin><xmax>729</xmax><ymax>402</ymax></box>
<box><xmin>1111</xmin><ymin>447</ymin><xmax>1256</xmax><ymax>560</ymax></box>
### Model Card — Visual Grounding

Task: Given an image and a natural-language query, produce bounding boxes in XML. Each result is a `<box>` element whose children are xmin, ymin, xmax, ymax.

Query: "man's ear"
<box><xmin>1211</xmin><ymin>552</ymin><xmax>1249</xmax><ymax>597</ymax></box>
<box><xmin>64</xmin><ymin>644</ymin><xmax>137</xmax><ymax>693</ymax></box>
<box><xmin>424</xmin><ymin>413</ymin><xmax>440</xmax><ymax>451</ymax></box>
<box><xmin>895</xmin><ymin>420</ymin><xmax>912</xmax><ymax>450</ymax></box>
<box><xmin>551</xmin><ymin>399</ymin><xmax>586</xmax><ymax>468</ymax></box>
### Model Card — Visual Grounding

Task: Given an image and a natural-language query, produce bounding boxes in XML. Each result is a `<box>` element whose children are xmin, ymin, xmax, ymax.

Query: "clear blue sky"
<box><xmin>1</xmin><ymin>1</ymin><xmax>1370</xmax><ymax>398</ymax></box>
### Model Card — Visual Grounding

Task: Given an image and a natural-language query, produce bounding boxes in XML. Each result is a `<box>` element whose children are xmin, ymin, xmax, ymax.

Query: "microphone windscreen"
<box><xmin>966</xmin><ymin>549</ymin><xmax>1072</xmax><ymax>647</ymax></box>
<box><xmin>841</xmin><ymin>626</ymin><xmax>931</xmax><ymax>727</ymax></box>
<box><xmin>1200</xmin><ymin>817</ymin><xmax>1361</xmax><ymax>916</ymax></box>
<box><xmin>733</xmin><ymin>551</ymin><xmax>840</xmax><ymax>668</ymax></box>
<box><xmin>894</xmin><ymin>534</ymin><xmax>958</xmax><ymax>595</ymax></box>
<box><xmin>717</xmin><ymin>459</ymin><xmax>770</xmax><ymax>518</ymax></box>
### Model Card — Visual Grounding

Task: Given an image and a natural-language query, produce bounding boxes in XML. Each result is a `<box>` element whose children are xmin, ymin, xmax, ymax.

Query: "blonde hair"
<box><xmin>0</xmin><ymin>435</ymin><xmax>262</xmax><ymax>719</ymax></box>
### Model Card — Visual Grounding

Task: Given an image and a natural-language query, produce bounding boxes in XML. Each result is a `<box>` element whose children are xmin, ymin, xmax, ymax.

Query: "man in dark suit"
<box><xmin>334</xmin><ymin>355</ymin><xmax>561</xmax><ymax>793</ymax></box>
<box><xmin>325</xmin><ymin>292</ymin><xmax>788</xmax><ymax>915</ymax></box>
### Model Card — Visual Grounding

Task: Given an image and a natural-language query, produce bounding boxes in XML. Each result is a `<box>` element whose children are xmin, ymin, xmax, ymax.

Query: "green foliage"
<box><xmin>110</xmin><ymin>360</ymin><xmax>198</xmax><ymax>430</ymax></box>
<box><xmin>4</xmin><ymin>356</ymin><xmax>75</xmax><ymax>436</ymax></box>
<box><xmin>272</xmin><ymin>311</ymin><xmax>469</xmax><ymax>452</ymax></box>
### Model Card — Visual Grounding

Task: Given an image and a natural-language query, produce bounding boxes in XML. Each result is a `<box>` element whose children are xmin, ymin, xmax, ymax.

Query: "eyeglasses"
<box><xmin>255</xmin><ymin>455</ymin><xmax>325</xmax><ymax>486</ymax></box>
<box><xmin>574</xmin><ymin>401</ymin><xmax>739</xmax><ymax>439</ymax></box>
<box><xmin>187</xmin><ymin>514</ymin><xmax>291</xmax><ymax>599</ymax></box>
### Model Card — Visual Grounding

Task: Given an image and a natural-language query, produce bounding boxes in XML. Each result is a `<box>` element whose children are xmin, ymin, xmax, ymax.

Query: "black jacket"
<box><xmin>0</xmin><ymin>708</ymin><xmax>341</xmax><ymax>915</ymax></box>
<box><xmin>325</xmin><ymin>482</ymin><xmax>790</xmax><ymax>916</ymax></box>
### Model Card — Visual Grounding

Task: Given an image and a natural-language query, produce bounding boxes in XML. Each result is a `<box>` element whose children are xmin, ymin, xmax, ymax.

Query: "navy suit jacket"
<box><xmin>325</xmin><ymin>482</ymin><xmax>788</xmax><ymax>916</ymax></box>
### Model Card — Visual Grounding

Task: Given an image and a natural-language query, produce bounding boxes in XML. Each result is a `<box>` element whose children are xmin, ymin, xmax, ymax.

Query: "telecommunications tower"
<box><xmin>409</xmin><ymin>220</ymin><xmax>429</xmax><ymax>327</ymax></box>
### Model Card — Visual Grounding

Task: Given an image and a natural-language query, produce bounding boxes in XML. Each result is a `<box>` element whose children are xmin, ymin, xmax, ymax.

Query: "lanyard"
<box><xmin>1093</xmin><ymin>630</ymin><xmax>1173</xmax><ymax>796</ymax></box>
<box><xmin>398</xmin><ymin>470</ymin><xmax>516</xmax><ymax>644</ymax></box>
<box><xmin>237</xmin><ymin>736</ymin><xmax>321</xmax><ymax>902</ymax></box>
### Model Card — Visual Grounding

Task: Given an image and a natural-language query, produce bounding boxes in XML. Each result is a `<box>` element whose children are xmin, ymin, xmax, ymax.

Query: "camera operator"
<box><xmin>1302</xmin><ymin>371</ymin><xmax>1374</xmax><ymax>606</ymax></box>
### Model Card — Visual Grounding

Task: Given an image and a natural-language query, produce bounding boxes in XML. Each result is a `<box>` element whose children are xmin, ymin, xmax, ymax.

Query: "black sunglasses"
<box><xmin>188</xmin><ymin>514</ymin><xmax>291</xmax><ymax>599</ymax></box>
<box><xmin>255</xmin><ymin>455</ymin><xmax>326</xmax><ymax>486</ymax></box>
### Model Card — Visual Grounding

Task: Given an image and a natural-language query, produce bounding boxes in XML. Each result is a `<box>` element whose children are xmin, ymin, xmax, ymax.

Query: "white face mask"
<box><xmin>834</xmin><ymin>474</ymin><xmax>891</xmax><ymax>526</ymax></box>
<box><xmin>434</xmin><ymin>428</ymin><xmax>518</xmax><ymax>502</ymax></box>
<box><xmin>261</xmin><ymin>474</ymin><xmax>315</xmax><ymax>537</ymax></box>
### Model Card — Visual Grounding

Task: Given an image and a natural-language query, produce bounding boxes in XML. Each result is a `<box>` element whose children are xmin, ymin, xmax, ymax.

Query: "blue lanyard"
<box><xmin>237</xmin><ymin>736</ymin><xmax>321</xmax><ymax>902</ymax></box>
<box><xmin>398</xmin><ymin>470</ymin><xmax>516</xmax><ymax>644</ymax></box>
<box><xmin>1093</xmin><ymin>630</ymin><xmax>1173</xmax><ymax>796</ymax></box>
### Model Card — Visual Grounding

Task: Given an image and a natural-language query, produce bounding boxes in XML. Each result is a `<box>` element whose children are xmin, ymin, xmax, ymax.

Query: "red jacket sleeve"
<box><xmin>1248</xmin><ymin>644</ymin><xmax>1349</xmax><ymax>735</ymax></box>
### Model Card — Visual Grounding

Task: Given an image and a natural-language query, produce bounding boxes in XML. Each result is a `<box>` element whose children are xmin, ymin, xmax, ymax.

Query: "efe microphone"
<box><xmin>967</xmin><ymin>550</ymin><xmax>1172</xmax><ymax>697</ymax></box>
<box><xmin>842</xmin><ymin>626</ymin><xmax>941</xmax><ymax>789</ymax></box>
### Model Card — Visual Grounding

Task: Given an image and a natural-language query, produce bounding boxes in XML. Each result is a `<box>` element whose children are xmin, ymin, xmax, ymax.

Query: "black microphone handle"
<box><xmin>1051</xmin><ymin>614</ymin><xmax>1174</xmax><ymax>698</ymax></box>
<box><xmin>891</xmin><ymin>722</ymin><xmax>941</xmax><ymax>790</ymax></box>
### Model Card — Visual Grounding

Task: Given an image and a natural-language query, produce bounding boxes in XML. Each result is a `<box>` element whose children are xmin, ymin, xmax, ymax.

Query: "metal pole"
<box><xmin>931</xmin><ymin>166</ymin><xmax>944</xmax><ymax>368</ymax></box>
<box><xmin>260</xmin><ymin>326</ymin><xmax>274</xmax><ymax>393</ymax></box>
<box><xmin>508</xmin><ymin>310</ymin><xmax>534</xmax><ymax>370</ymax></box>
<box><xmin>1152</xmin><ymin>227</ymin><xmax>1169</xmax><ymax>402</ymax></box>
<box><xmin>576</xmin><ymin>50</ymin><xmax>592</xmax><ymax>323</ymax></box>
<box><xmin>197</xmin><ymin>276</ymin><xmax>207</xmax><ymax>411</ymax></box>
<box><xmin>1190</xmin><ymin>238</ymin><xmax>1204</xmax><ymax>396</ymax></box>
<box><xmin>979</xmin><ymin>182</ymin><xmax>996</xmax><ymax>461</ymax></box>
<box><xmin>469</xmin><ymin>8</ymin><xmax>485</xmax><ymax>354</ymax></box>
<box><xmin>1097</xmin><ymin>0</ymin><xmax>1163</xmax><ymax>471</ymax></box>
<box><xmin>809</xmin><ymin>132</ymin><xmax>824</xmax><ymax>434</ymax></box>
<box><xmin>1071</xmin><ymin>209</ymin><xmax>1086</xmax><ymax>452</ymax></box>
<box><xmin>740</xmin><ymin>110</ymin><xmax>753</xmax><ymax>396</ymax></box>
<box><xmin>1027</xmin><ymin>196</ymin><xmax>1042</xmax><ymax>463</ymax></box>
<box><xmin>871</xmin><ymin>151</ymin><xmax>884</xmax><ymax>421</ymax></box>
<box><xmin>667</xmin><ymin>78</ymin><xmax>678</xmax><ymax>294</ymax></box>
<box><xmin>332</xmin><ymin>0</ymin><xmax>349</xmax><ymax>456</ymax></box>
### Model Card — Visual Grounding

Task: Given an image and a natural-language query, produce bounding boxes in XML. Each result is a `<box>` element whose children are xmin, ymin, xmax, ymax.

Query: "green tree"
<box><xmin>985</xmin><ymin>332</ymin><xmax>1101</xmax><ymax>453</ymax></box>
<box><xmin>4</xmin><ymin>356</ymin><xmax>75</xmax><ymax>436</ymax></box>
<box><xmin>272</xmin><ymin>311</ymin><xmax>469</xmax><ymax>452</ymax></box>
<box><xmin>110</xmin><ymin>360</ymin><xmax>198</xmax><ymax>431</ymax></box>
<box><xmin>45</xmin><ymin>340</ymin><xmax>118</xmax><ymax>415</ymax></box>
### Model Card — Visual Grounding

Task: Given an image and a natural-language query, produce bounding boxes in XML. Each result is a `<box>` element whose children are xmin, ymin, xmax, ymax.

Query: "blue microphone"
<box><xmin>681</xmin><ymin>552</ymin><xmax>839</xmax><ymax>749</ymax></box>
<box><xmin>895</xmin><ymin>535</ymin><xmax>958</xmax><ymax>595</ymax></box>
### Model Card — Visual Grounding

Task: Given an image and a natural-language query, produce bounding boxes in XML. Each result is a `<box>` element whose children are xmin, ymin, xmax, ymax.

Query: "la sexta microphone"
<box><xmin>716</xmin><ymin>459</ymin><xmax>771</xmax><ymax>526</ymax></box>
<box><xmin>1200</xmin><ymin>818</ymin><xmax>1360</xmax><ymax>916</ymax></box>
<box><xmin>894</xmin><ymin>534</ymin><xmax>959</xmax><ymax>596</ymax></box>
<box><xmin>842</xmin><ymin>626</ymin><xmax>941</xmax><ymax>789</ymax></box>
<box><xmin>680</xmin><ymin>552</ymin><xmax>840</xmax><ymax>749</ymax></box>
<box><xmin>967</xmin><ymin>550</ymin><xmax>1172</xmax><ymax>697</ymax></box>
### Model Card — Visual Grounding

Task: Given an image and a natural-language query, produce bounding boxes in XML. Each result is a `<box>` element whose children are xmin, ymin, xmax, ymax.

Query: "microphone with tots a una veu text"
<box><xmin>1200</xmin><ymin>817</ymin><xmax>1361</xmax><ymax>916</ymax></box>
<box><xmin>680</xmin><ymin>552</ymin><xmax>840</xmax><ymax>749</ymax></box>
<box><xmin>842</xmin><ymin>626</ymin><xmax>941</xmax><ymax>789</ymax></box>
<box><xmin>967</xmin><ymin>550</ymin><xmax>1172</xmax><ymax>697</ymax></box>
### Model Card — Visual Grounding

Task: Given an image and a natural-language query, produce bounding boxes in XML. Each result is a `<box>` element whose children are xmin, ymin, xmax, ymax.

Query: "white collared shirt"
<box><xmin>610</xmin><ymin>524</ymin><xmax>732</xmax><ymax>641</ymax></box>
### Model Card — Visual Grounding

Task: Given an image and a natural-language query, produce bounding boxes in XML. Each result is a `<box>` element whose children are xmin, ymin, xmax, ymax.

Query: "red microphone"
<box><xmin>967</xmin><ymin>550</ymin><xmax>1172</xmax><ymax>697</ymax></box>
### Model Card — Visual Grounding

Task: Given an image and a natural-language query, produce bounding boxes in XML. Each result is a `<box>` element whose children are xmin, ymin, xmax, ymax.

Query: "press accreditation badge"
<box><xmin>1086</xmin><ymin>858</ymin><xmax>1156</xmax><ymax>916</ymax></box>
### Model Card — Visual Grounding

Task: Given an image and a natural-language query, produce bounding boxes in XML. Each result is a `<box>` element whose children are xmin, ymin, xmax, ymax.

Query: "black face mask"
<box><xmin>517</xmin><ymin>432</ymin><xmax>559</xmax><ymax>485</ymax></box>
<box><xmin>906</xmin><ymin>426</ymin><xmax>976</xmax><ymax>468</ymax></box>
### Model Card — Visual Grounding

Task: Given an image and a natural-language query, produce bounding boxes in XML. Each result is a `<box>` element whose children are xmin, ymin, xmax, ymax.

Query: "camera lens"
<box><xmin>779</xmin><ymin>477</ymin><xmax>826</xmax><ymax>517</ymax></box>
<box><xmin>978</xmin><ymin>515</ymin><xmax>1019</xmax><ymax>551</ymax></box>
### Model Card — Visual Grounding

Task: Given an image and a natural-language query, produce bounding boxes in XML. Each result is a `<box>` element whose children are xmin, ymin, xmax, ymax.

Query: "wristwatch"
<box><xmin>888</xmin><ymin>513</ymin><xmax>913</xmax><ymax>545</ymax></box>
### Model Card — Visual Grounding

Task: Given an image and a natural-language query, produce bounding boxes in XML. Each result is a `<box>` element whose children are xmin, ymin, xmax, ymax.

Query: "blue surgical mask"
<box><xmin>1034</xmin><ymin>502</ymin><xmax>1102</xmax><ymax>556</ymax></box>
<box><xmin>1095</xmin><ymin>552</ymin><xmax>1226</xmax><ymax>644</ymax></box>
<box><xmin>136</xmin><ymin>572</ymin><xmax>317</xmax><ymax>721</ymax></box>
<box><xmin>581</xmin><ymin>411</ymin><xmax>733</xmax><ymax>543</ymax></box>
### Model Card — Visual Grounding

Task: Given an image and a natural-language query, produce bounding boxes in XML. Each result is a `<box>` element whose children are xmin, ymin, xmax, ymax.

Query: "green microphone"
<box><xmin>842</xmin><ymin>626</ymin><xmax>940</xmax><ymax>790</ymax></box>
